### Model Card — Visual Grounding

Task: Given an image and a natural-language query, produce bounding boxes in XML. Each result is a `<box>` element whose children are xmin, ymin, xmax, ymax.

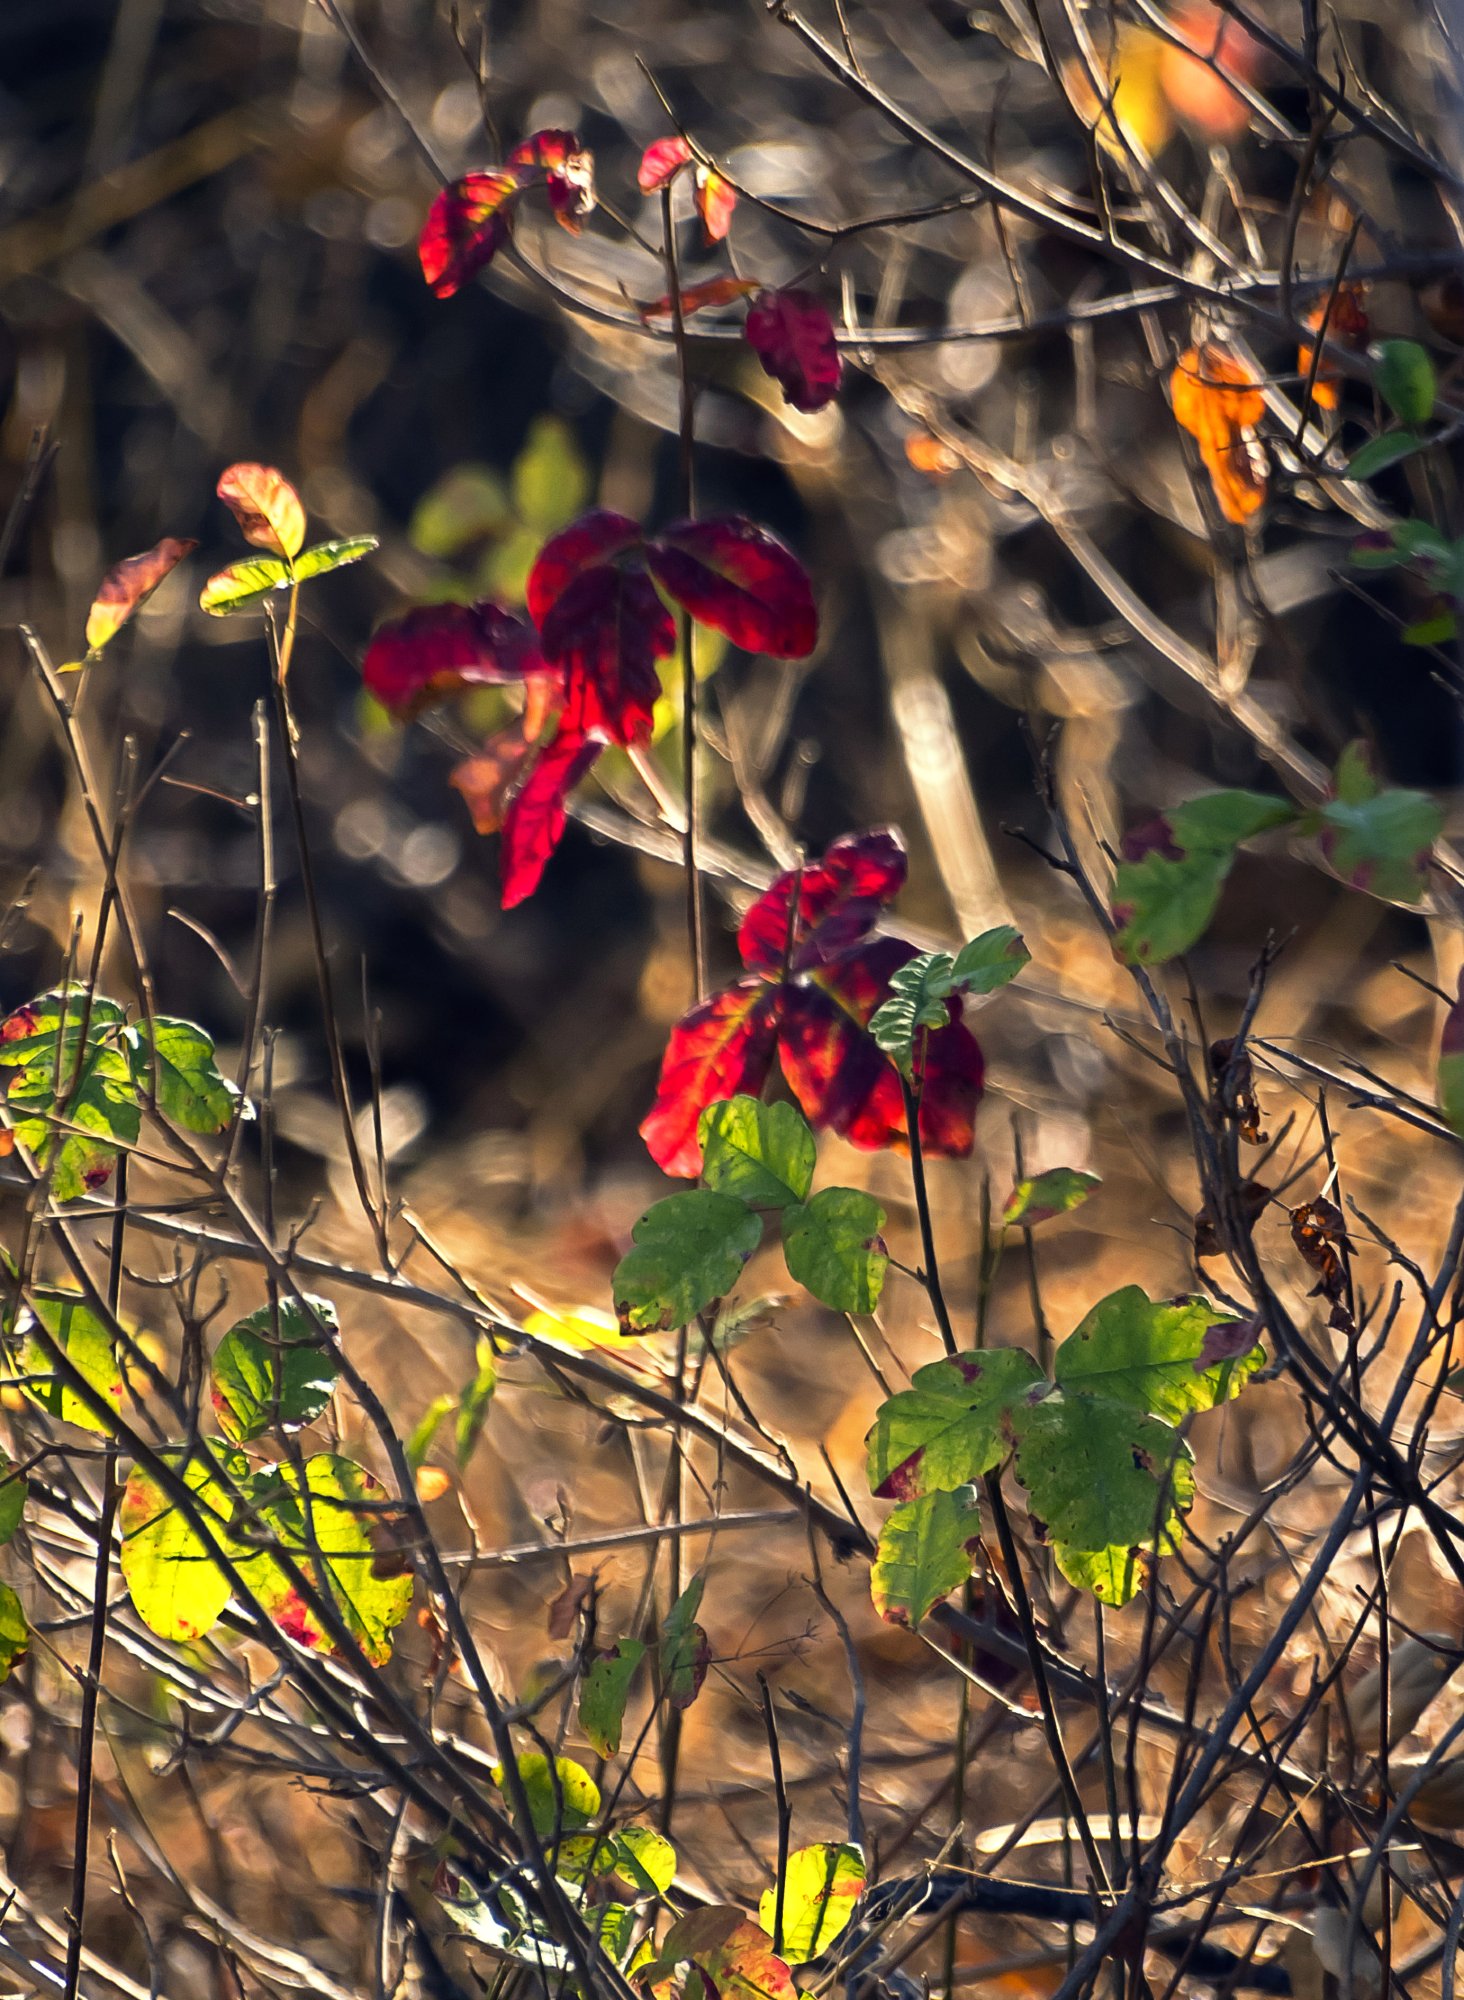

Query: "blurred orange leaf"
<box><xmin>1299</xmin><ymin>283</ymin><xmax>1370</xmax><ymax>411</ymax></box>
<box><xmin>1171</xmin><ymin>343</ymin><xmax>1267</xmax><ymax>522</ymax></box>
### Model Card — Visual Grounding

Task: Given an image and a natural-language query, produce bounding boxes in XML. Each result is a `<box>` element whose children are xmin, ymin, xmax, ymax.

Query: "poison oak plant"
<box><xmin>6</xmin><ymin>3</ymin><xmax>1464</xmax><ymax>1999</ymax></box>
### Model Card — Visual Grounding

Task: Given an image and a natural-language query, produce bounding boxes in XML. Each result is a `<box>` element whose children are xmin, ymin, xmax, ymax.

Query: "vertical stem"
<box><xmin>900</xmin><ymin>1071</ymin><xmax>956</xmax><ymax>1355</ymax></box>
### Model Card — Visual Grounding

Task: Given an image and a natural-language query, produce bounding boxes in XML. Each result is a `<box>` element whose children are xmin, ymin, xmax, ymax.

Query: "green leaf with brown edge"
<box><xmin>0</xmin><ymin>1584</ymin><xmax>27</xmax><ymax>1683</ymax></box>
<box><xmin>210</xmin><ymin>1294</ymin><xmax>341</xmax><ymax>1443</ymax></box>
<box><xmin>870</xmin><ymin>1485</ymin><xmax>982</xmax><ymax>1627</ymax></box>
<box><xmin>865</xmin><ymin>1346</ymin><xmax>1046</xmax><ymax>1500</ymax></box>
<box><xmin>199</xmin><ymin>556</ymin><xmax>293</xmax><ymax>615</ymax></box>
<box><xmin>660</xmin><ymin>1575</ymin><xmax>709</xmax><ymax>1709</ymax></box>
<box><xmin>493</xmin><ymin>1750</ymin><xmax>600</xmax><ymax>1837</ymax></box>
<box><xmin>781</xmin><ymin>1187</ymin><xmax>886</xmax><ymax>1314</ymax></box>
<box><xmin>758</xmin><ymin>1842</ymin><xmax>866</xmax><ymax>1963</ymax></box>
<box><xmin>1443</xmin><ymin>975</ymin><xmax>1464</xmax><ymax>1138</ymax></box>
<box><xmin>250</xmin><ymin>1453</ymin><xmax>413</xmax><ymax>1665</ymax></box>
<box><xmin>613</xmin><ymin>1191</ymin><xmax>762</xmax><ymax>1332</ymax></box>
<box><xmin>19</xmin><ymin>1291</ymin><xmax>125</xmax><ymax>1433</ymax></box>
<box><xmin>579</xmin><ymin>1636</ymin><xmax>646</xmax><ymax>1757</ymax></box>
<box><xmin>1003</xmin><ymin>1168</ymin><xmax>1100</xmax><ymax>1227</ymax></box>
<box><xmin>642</xmin><ymin>1908</ymin><xmax>795</xmax><ymax>2000</ymax></box>
<box><xmin>119</xmin><ymin>1441</ymin><xmax>252</xmax><ymax>1642</ymax></box>
<box><xmin>698</xmin><ymin>1096</ymin><xmax>815</xmax><ymax>1210</ymax></box>
<box><xmin>1053</xmin><ymin>1286</ymin><xmax>1263</xmax><ymax>1424</ymax></box>
<box><xmin>1011</xmin><ymin>1392</ymin><xmax>1194</xmax><ymax>1607</ymax></box>
<box><xmin>127</xmin><ymin>1016</ymin><xmax>242</xmax><ymax>1133</ymax></box>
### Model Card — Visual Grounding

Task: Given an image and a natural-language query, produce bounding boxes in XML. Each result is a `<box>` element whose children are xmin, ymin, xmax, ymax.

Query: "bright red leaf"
<box><xmin>745</xmin><ymin>289</ymin><xmax>844</xmax><ymax>413</ymax></box>
<box><xmin>362</xmin><ymin>601</ymin><xmax>543</xmax><ymax>715</ymax></box>
<box><xmin>538</xmin><ymin>564</ymin><xmax>673</xmax><ymax>746</ymax></box>
<box><xmin>419</xmin><ymin>172</ymin><xmax>519</xmax><ymax>297</ymax></box>
<box><xmin>499</xmin><ymin>727</ymin><xmax>603</xmax><ymax>908</ymax></box>
<box><xmin>84</xmin><ymin>537</ymin><xmax>197</xmax><ymax>654</ymax></box>
<box><xmin>641</xmin><ymin>831</ymin><xmax>985</xmax><ymax>1175</ymax></box>
<box><xmin>506</xmin><ymin>129</ymin><xmax>595</xmax><ymax>231</ymax></box>
<box><xmin>646</xmin><ymin>519</ymin><xmax>817</xmax><ymax>658</ymax></box>
<box><xmin>638</xmin><ymin>136</ymin><xmax>692</xmax><ymax>191</ymax></box>
<box><xmin>525</xmin><ymin>510</ymin><xmax>644</xmax><ymax>630</ymax></box>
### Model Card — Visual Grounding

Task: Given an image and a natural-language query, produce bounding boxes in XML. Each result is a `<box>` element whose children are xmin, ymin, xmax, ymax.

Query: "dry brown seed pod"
<box><xmin>1344</xmin><ymin>1632</ymin><xmax>1459</xmax><ymax>1752</ymax></box>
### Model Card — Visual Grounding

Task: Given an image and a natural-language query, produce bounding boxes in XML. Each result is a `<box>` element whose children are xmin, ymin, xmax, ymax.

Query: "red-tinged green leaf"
<box><xmin>291</xmin><ymin>535</ymin><xmax>378</xmax><ymax>583</ymax></box>
<box><xmin>759</xmin><ymin>1843</ymin><xmax>865</xmax><ymax>1963</ymax></box>
<box><xmin>499</xmin><ymin>728</ymin><xmax>602</xmax><ymax>908</ymax></box>
<box><xmin>646</xmin><ymin>518</ymin><xmax>817</xmax><ymax>658</ymax></box>
<box><xmin>745</xmin><ymin>289</ymin><xmax>843</xmax><ymax>413</ymax></box>
<box><xmin>362</xmin><ymin>601</ymin><xmax>543</xmax><ymax>715</ymax></box>
<box><xmin>1003</xmin><ymin>1168</ymin><xmax>1100</xmax><ymax>1227</ymax></box>
<box><xmin>638</xmin><ymin>135</ymin><xmax>693</xmax><ymax>190</ymax></box>
<box><xmin>1111</xmin><ymin>845</ymin><xmax>1231</xmax><ymax>965</ymax></box>
<box><xmin>1349</xmin><ymin>520</ymin><xmax>1452</xmax><ymax>570</ymax></box>
<box><xmin>526</xmin><ymin>508</ymin><xmax>643</xmax><ymax>628</ymax></box>
<box><xmin>199</xmin><ymin>557</ymin><xmax>292</xmax><ymax>616</ymax></box>
<box><xmin>871</xmin><ymin>1486</ymin><xmax>982</xmax><ymax>1627</ymax></box>
<box><xmin>6</xmin><ymin>1040</ymin><xmax>140</xmax><ymax>1201</ymax></box>
<box><xmin>643</xmin><ymin>1909</ymin><xmax>794</xmax><ymax>2000</ymax></box>
<box><xmin>1318</xmin><ymin>748</ymin><xmax>1442</xmax><ymax>902</ymax></box>
<box><xmin>1440</xmin><ymin>973</ymin><xmax>1464</xmax><ymax>1137</ymax></box>
<box><xmin>1168</xmin><ymin>790</ymin><xmax>1295</xmax><ymax>850</ymax></box>
<box><xmin>537</xmin><ymin>563</ymin><xmax>672</xmax><ymax>744</ymax></box>
<box><xmin>506</xmin><ymin>129</ymin><xmax>594</xmax><ymax>229</ymax></box>
<box><xmin>579</xmin><ymin>1636</ymin><xmax>646</xmax><ymax>1757</ymax></box>
<box><xmin>119</xmin><ymin>1443</ymin><xmax>249</xmax><ymax>1642</ymax></box>
<box><xmin>865</xmin><ymin>1346</ymin><xmax>1046</xmax><ymax>1499</ymax></box>
<box><xmin>660</xmin><ymin>1575</ymin><xmax>710</xmax><ymax>1709</ymax></box>
<box><xmin>697</xmin><ymin>1096</ymin><xmax>815</xmax><ymax>1209</ymax></box>
<box><xmin>613</xmin><ymin>1191</ymin><xmax>761</xmax><ymax>1332</ymax></box>
<box><xmin>738</xmin><ymin>830</ymin><xmax>907</xmax><ymax>974</ymax></box>
<box><xmin>640</xmin><ymin>983</ymin><xmax>781</xmax><ymax>1178</ymax></box>
<box><xmin>694</xmin><ymin>167</ymin><xmax>737</xmax><ymax>242</ymax></box>
<box><xmin>250</xmin><ymin>1454</ymin><xmax>413</xmax><ymax>1665</ymax></box>
<box><xmin>84</xmin><ymin>536</ymin><xmax>197</xmax><ymax>654</ymax></box>
<box><xmin>0</xmin><ymin>1585</ymin><xmax>27</xmax><ymax>1683</ymax></box>
<box><xmin>18</xmin><ymin>1291</ymin><xmax>124</xmax><ymax>1432</ymax></box>
<box><xmin>216</xmin><ymin>463</ymin><xmax>306</xmax><ymax>560</ymax></box>
<box><xmin>419</xmin><ymin>170</ymin><xmax>519</xmax><ymax>297</ymax></box>
<box><xmin>493</xmin><ymin>1750</ymin><xmax>599</xmax><ymax>1836</ymax></box>
<box><xmin>641</xmin><ymin>276</ymin><xmax>759</xmax><ymax>321</ymax></box>
<box><xmin>1054</xmin><ymin>1286</ymin><xmax>1263</xmax><ymax>1423</ymax></box>
<box><xmin>781</xmin><ymin>1187</ymin><xmax>887</xmax><ymax>1314</ymax></box>
<box><xmin>1347</xmin><ymin>430</ymin><xmax>1427</xmax><ymax>480</ymax></box>
<box><xmin>210</xmin><ymin>1294</ymin><xmax>340</xmax><ymax>1443</ymax></box>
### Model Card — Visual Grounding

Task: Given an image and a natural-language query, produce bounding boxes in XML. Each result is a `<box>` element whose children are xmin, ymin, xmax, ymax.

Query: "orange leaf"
<box><xmin>217</xmin><ymin>463</ymin><xmax>307</xmax><ymax>560</ymax></box>
<box><xmin>1170</xmin><ymin>344</ymin><xmax>1267</xmax><ymax>523</ymax></box>
<box><xmin>83</xmin><ymin>536</ymin><xmax>197</xmax><ymax>654</ymax></box>
<box><xmin>639</xmin><ymin>275</ymin><xmax>758</xmax><ymax>322</ymax></box>
<box><xmin>449</xmin><ymin>723</ymin><xmax>539</xmax><ymax>835</ymax></box>
<box><xmin>1157</xmin><ymin>1</ymin><xmax>1263</xmax><ymax>141</ymax></box>
<box><xmin>1299</xmin><ymin>282</ymin><xmax>1369</xmax><ymax>411</ymax></box>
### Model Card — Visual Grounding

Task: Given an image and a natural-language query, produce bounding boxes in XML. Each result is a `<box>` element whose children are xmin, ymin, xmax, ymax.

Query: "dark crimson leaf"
<box><xmin>362</xmin><ymin>602</ymin><xmax>543</xmax><ymax>716</ymax></box>
<box><xmin>499</xmin><ymin>730</ymin><xmax>602</xmax><ymax>909</ymax></box>
<box><xmin>640</xmin><ymin>983</ymin><xmax>781</xmax><ymax>1178</ymax></box>
<box><xmin>646</xmin><ymin>518</ymin><xmax>817</xmax><ymax>658</ymax></box>
<box><xmin>419</xmin><ymin>171</ymin><xmax>519</xmax><ymax>298</ymax></box>
<box><xmin>637</xmin><ymin>136</ymin><xmax>692</xmax><ymax>190</ymax></box>
<box><xmin>526</xmin><ymin>509</ymin><xmax>644</xmax><ymax>630</ymax></box>
<box><xmin>84</xmin><ymin>537</ymin><xmax>197</xmax><ymax>654</ymax></box>
<box><xmin>539</xmin><ymin>566</ymin><xmax>672</xmax><ymax>745</ymax></box>
<box><xmin>745</xmin><ymin>289</ymin><xmax>843</xmax><ymax>413</ymax></box>
<box><xmin>506</xmin><ymin>129</ymin><xmax>595</xmax><ymax>231</ymax></box>
<box><xmin>737</xmin><ymin>830</ymin><xmax>907</xmax><ymax>974</ymax></box>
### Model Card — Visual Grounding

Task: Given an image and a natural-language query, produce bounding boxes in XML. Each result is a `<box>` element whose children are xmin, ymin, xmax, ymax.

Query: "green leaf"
<box><xmin>950</xmin><ymin>925</ymin><xmax>1031</xmax><ymax>993</ymax></box>
<box><xmin>1003</xmin><ymin>1168</ymin><xmax>1100</xmax><ymax>1227</ymax></box>
<box><xmin>1111</xmin><ymin>846</ymin><xmax>1231</xmax><ymax>967</ymax></box>
<box><xmin>698</xmin><ymin>1097</ymin><xmax>816</xmax><ymax>1209</ymax></box>
<box><xmin>870</xmin><ymin>930</ymin><xmax>1029</xmax><ymax>1076</ymax></box>
<box><xmin>0</xmin><ymin>1584</ymin><xmax>27</xmax><ymax>1682</ymax></box>
<box><xmin>560</xmin><ymin>1824</ymin><xmax>675</xmax><ymax>1898</ymax></box>
<box><xmin>119</xmin><ymin>1443</ymin><xmax>250</xmax><ymax>1642</ymax></box>
<box><xmin>870</xmin><ymin>1486</ymin><xmax>981</xmax><ymax>1627</ymax></box>
<box><xmin>660</xmin><ymin>1575</ymin><xmax>709</xmax><ymax>1710</ymax></box>
<box><xmin>456</xmin><ymin>1336</ymin><xmax>498</xmax><ymax>1466</ymax></box>
<box><xmin>1347</xmin><ymin>431</ymin><xmax>1426</xmax><ymax>481</ymax></box>
<box><xmin>758</xmin><ymin>1843</ymin><xmax>865</xmax><ymax>1963</ymax></box>
<box><xmin>1349</xmin><ymin>519</ymin><xmax>1453</xmax><ymax>569</ymax></box>
<box><xmin>782</xmin><ymin>1188</ymin><xmax>887</xmax><ymax>1314</ymax></box>
<box><xmin>209</xmin><ymin>1294</ymin><xmax>341</xmax><ymax>1443</ymax></box>
<box><xmin>291</xmin><ymin>536</ymin><xmax>379</xmax><ymax>583</ymax></box>
<box><xmin>1318</xmin><ymin>745</ymin><xmax>1442</xmax><ymax>902</ymax></box>
<box><xmin>0</xmin><ymin>989</ymin><xmax>139</xmax><ymax>1199</ymax></box>
<box><xmin>1403</xmin><ymin>611</ymin><xmax>1458</xmax><ymax>647</ymax></box>
<box><xmin>613</xmin><ymin>1191</ymin><xmax>762</xmax><ymax>1332</ymax></box>
<box><xmin>1374</xmin><ymin>339</ymin><xmax>1437</xmax><ymax>425</ymax></box>
<box><xmin>1012</xmin><ymin>1393</ymin><xmax>1194</xmax><ymax>1607</ymax></box>
<box><xmin>199</xmin><ymin>556</ymin><xmax>293</xmax><ymax>614</ymax></box>
<box><xmin>406</xmin><ymin>1393</ymin><xmax>455</xmax><ymax>1469</ymax></box>
<box><xmin>0</xmin><ymin>988</ymin><xmax>127</xmax><ymax>1067</ymax></box>
<box><xmin>511</xmin><ymin>417</ymin><xmax>591</xmax><ymax>534</ymax></box>
<box><xmin>127</xmin><ymin>1016</ymin><xmax>240</xmax><ymax>1133</ymax></box>
<box><xmin>1440</xmin><ymin>976</ymin><xmax>1464</xmax><ymax>1137</ymax></box>
<box><xmin>19</xmin><ymin>1292</ymin><xmax>124</xmax><ymax>1432</ymax></box>
<box><xmin>1168</xmin><ymin>791</ymin><xmax>1295</xmax><ymax>851</ymax></box>
<box><xmin>250</xmin><ymin>1454</ymin><xmax>413</xmax><ymax>1665</ymax></box>
<box><xmin>0</xmin><ymin>1450</ymin><xmax>28</xmax><ymax>1545</ymax></box>
<box><xmin>1053</xmin><ymin>1286</ymin><xmax>1263</xmax><ymax>1423</ymax></box>
<box><xmin>409</xmin><ymin>464</ymin><xmax>511</xmax><ymax>559</ymax></box>
<box><xmin>495</xmin><ymin>1751</ymin><xmax>600</xmax><ymax>1837</ymax></box>
<box><xmin>865</xmin><ymin>1347</ymin><xmax>1046</xmax><ymax>1499</ymax></box>
<box><xmin>579</xmin><ymin>1637</ymin><xmax>646</xmax><ymax>1757</ymax></box>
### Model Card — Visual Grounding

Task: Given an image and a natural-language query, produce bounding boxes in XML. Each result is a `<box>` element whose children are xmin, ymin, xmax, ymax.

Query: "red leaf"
<box><xmin>506</xmin><ymin>129</ymin><xmax>595</xmax><ymax>232</ymax></box>
<box><xmin>84</xmin><ymin>536</ymin><xmax>197</xmax><ymax>653</ymax></box>
<box><xmin>363</xmin><ymin>601</ymin><xmax>543</xmax><ymax>715</ymax></box>
<box><xmin>217</xmin><ymin>464</ymin><xmax>306</xmax><ymax>560</ymax></box>
<box><xmin>539</xmin><ymin>565</ymin><xmax>672</xmax><ymax>746</ymax></box>
<box><xmin>745</xmin><ymin>289</ymin><xmax>843</xmax><ymax>413</ymax></box>
<box><xmin>737</xmin><ymin>830</ymin><xmax>907</xmax><ymax>974</ymax></box>
<box><xmin>418</xmin><ymin>171</ymin><xmax>519</xmax><ymax>298</ymax></box>
<box><xmin>646</xmin><ymin>518</ymin><xmax>817</xmax><ymax>658</ymax></box>
<box><xmin>500</xmin><ymin>729</ymin><xmax>602</xmax><ymax>908</ymax></box>
<box><xmin>526</xmin><ymin>509</ymin><xmax>643</xmax><ymax>630</ymax></box>
<box><xmin>694</xmin><ymin>167</ymin><xmax>737</xmax><ymax>242</ymax></box>
<box><xmin>638</xmin><ymin>136</ymin><xmax>692</xmax><ymax>191</ymax></box>
<box><xmin>639</xmin><ymin>983</ymin><xmax>781</xmax><ymax>1177</ymax></box>
<box><xmin>639</xmin><ymin>276</ymin><xmax>759</xmax><ymax>322</ymax></box>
